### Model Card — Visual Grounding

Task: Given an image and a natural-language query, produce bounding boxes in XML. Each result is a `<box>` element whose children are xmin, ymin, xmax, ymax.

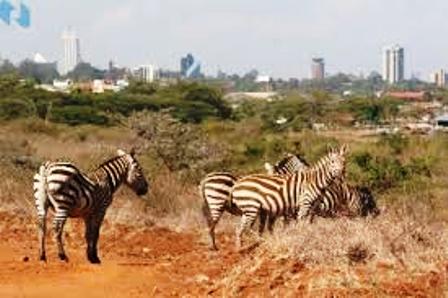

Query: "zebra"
<box><xmin>33</xmin><ymin>149</ymin><xmax>149</xmax><ymax>263</ymax></box>
<box><xmin>200</xmin><ymin>154</ymin><xmax>308</xmax><ymax>250</ymax></box>
<box><xmin>231</xmin><ymin>146</ymin><xmax>347</xmax><ymax>248</ymax></box>
<box><xmin>264</xmin><ymin>156</ymin><xmax>380</xmax><ymax>220</ymax></box>
<box><xmin>310</xmin><ymin>181</ymin><xmax>380</xmax><ymax>220</ymax></box>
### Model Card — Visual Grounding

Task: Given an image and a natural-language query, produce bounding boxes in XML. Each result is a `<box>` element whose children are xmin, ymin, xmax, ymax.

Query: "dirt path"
<box><xmin>0</xmin><ymin>212</ymin><xmax>244</xmax><ymax>297</ymax></box>
<box><xmin>0</xmin><ymin>212</ymin><xmax>447</xmax><ymax>297</ymax></box>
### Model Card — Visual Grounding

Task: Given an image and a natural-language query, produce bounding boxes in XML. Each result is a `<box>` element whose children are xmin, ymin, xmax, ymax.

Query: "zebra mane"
<box><xmin>275</xmin><ymin>153</ymin><xmax>309</xmax><ymax>169</ymax></box>
<box><xmin>94</xmin><ymin>155</ymin><xmax>127</xmax><ymax>171</ymax></box>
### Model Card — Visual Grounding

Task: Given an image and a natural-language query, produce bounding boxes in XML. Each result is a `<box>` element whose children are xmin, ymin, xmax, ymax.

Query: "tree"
<box><xmin>18</xmin><ymin>59</ymin><xmax>59</xmax><ymax>84</ymax></box>
<box><xmin>67</xmin><ymin>62</ymin><xmax>105</xmax><ymax>81</ymax></box>
<box><xmin>0</xmin><ymin>59</ymin><xmax>17</xmax><ymax>75</ymax></box>
<box><xmin>128</xmin><ymin>110</ymin><xmax>228</xmax><ymax>181</ymax></box>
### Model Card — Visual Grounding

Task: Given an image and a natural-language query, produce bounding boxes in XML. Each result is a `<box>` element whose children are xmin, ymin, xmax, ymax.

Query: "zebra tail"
<box><xmin>33</xmin><ymin>163</ymin><xmax>49</xmax><ymax>211</ymax></box>
<box><xmin>226</xmin><ymin>189</ymin><xmax>242</xmax><ymax>216</ymax></box>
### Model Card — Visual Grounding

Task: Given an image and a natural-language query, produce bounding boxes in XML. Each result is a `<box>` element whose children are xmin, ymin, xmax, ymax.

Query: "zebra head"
<box><xmin>117</xmin><ymin>149</ymin><xmax>149</xmax><ymax>196</ymax></box>
<box><xmin>325</xmin><ymin>145</ymin><xmax>347</xmax><ymax>179</ymax></box>
<box><xmin>357</xmin><ymin>186</ymin><xmax>380</xmax><ymax>217</ymax></box>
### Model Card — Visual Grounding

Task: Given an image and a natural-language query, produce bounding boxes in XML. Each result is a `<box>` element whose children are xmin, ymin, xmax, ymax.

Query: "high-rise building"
<box><xmin>382</xmin><ymin>45</ymin><xmax>404</xmax><ymax>84</ymax></box>
<box><xmin>62</xmin><ymin>28</ymin><xmax>81</xmax><ymax>75</ymax></box>
<box><xmin>430</xmin><ymin>69</ymin><xmax>447</xmax><ymax>88</ymax></box>
<box><xmin>180</xmin><ymin>53</ymin><xmax>201</xmax><ymax>78</ymax></box>
<box><xmin>311</xmin><ymin>58</ymin><xmax>325</xmax><ymax>80</ymax></box>
<box><xmin>133</xmin><ymin>65</ymin><xmax>158</xmax><ymax>83</ymax></box>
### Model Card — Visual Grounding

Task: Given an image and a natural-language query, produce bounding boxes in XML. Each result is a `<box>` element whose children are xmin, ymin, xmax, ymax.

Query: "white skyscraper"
<box><xmin>382</xmin><ymin>45</ymin><xmax>404</xmax><ymax>84</ymax></box>
<box><xmin>62</xmin><ymin>28</ymin><xmax>81</xmax><ymax>75</ymax></box>
<box><xmin>133</xmin><ymin>65</ymin><xmax>158</xmax><ymax>83</ymax></box>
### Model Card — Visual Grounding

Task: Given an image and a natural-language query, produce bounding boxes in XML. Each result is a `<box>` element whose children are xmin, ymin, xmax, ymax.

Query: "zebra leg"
<box><xmin>85</xmin><ymin>216</ymin><xmax>103</xmax><ymax>264</ymax></box>
<box><xmin>267</xmin><ymin>216</ymin><xmax>277</xmax><ymax>233</ymax></box>
<box><xmin>258</xmin><ymin>211</ymin><xmax>267</xmax><ymax>235</ymax></box>
<box><xmin>36</xmin><ymin>200</ymin><xmax>49</xmax><ymax>261</ymax></box>
<box><xmin>52</xmin><ymin>213</ymin><xmax>68</xmax><ymax>261</ymax></box>
<box><xmin>37</xmin><ymin>210</ymin><xmax>48</xmax><ymax>261</ymax></box>
<box><xmin>204</xmin><ymin>202</ymin><xmax>225</xmax><ymax>251</ymax></box>
<box><xmin>297</xmin><ymin>201</ymin><xmax>312</xmax><ymax>222</ymax></box>
<box><xmin>236</xmin><ymin>213</ymin><xmax>256</xmax><ymax>248</ymax></box>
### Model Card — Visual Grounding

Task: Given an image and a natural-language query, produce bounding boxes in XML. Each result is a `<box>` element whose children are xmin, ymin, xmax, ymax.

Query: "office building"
<box><xmin>311</xmin><ymin>58</ymin><xmax>325</xmax><ymax>80</ymax></box>
<box><xmin>62</xmin><ymin>28</ymin><xmax>82</xmax><ymax>75</ymax></box>
<box><xmin>133</xmin><ymin>65</ymin><xmax>158</xmax><ymax>83</ymax></box>
<box><xmin>430</xmin><ymin>69</ymin><xmax>447</xmax><ymax>88</ymax></box>
<box><xmin>382</xmin><ymin>45</ymin><xmax>404</xmax><ymax>84</ymax></box>
<box><xmin>180</xmin><ymin>53</ymin><xmax>201</xmax><ymax>78</ymax></box>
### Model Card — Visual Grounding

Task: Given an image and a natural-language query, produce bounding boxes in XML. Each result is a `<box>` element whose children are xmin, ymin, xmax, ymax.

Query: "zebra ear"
<box><xmin>130</xmin><ymin>147</ymin><xmax>136</xmax><ymax>157</ymax></box>
<box><xmin>117</xmin><ymin>149</ymin><xmax>127</xmax><ymax>156</ymax></box>
<box><xmin>340</xmin><ymin>144</ymin><xmax>348</xmax><ymax>155</ymax></box>
<box><xmin>264</xmin><ymin>162</ymin><xmax>274</xmax><ymax>174</ymax></box>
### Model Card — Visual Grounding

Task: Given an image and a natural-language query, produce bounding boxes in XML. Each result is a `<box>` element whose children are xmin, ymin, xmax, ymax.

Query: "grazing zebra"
<box><xmin>231</xmin><ymin>146</ymin><xmax>347</xmax><ymax>247</ymax></box>
<box><xmin>265</xmin><ymin>156</ymin><xmax>380</xmax><ymax>219</ymax></box>
<box><xmin>33</xmin><ymin>149</ymin><xmax>149</xmax><ymax>263</ymax></box>
<box><xmin>200</xmin><ymin>154</ymin><xmax>308</xmax><ymax>250</ymax></box>
<box><xmin>310</xmin><ymin>180</ymin><xmax>380</xmax><ymax>220</ymax></box>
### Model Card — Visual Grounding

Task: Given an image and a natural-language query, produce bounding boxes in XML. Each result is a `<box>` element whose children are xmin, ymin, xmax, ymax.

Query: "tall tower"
<box><xmin>311</xmin><ymin>58</ymin><xmax>325</xmax><ymax>80</ymax></box>
<box><xmin>382</xmin><ymin>45</ymin><xmax>404</xmax><ymax>84</ymax></box>
<box><xmin>180</xmin><ymin>53</ymin><xmax>201</xmax><ymax>79</ymax></box>
<box><xmin>62</xmin><ymin>28</ymin><xmax>81</xmax><ymax>75</ymax></box>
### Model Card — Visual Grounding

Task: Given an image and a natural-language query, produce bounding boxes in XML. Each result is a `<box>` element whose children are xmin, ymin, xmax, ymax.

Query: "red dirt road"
<box><xmin>0</xmin><ymin>212</ymin><xmax>447</xmax><ymax>297</ymax></box>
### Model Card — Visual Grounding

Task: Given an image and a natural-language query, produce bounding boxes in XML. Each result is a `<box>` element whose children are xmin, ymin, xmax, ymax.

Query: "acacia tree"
<box><xmin>128</xmin><ymin>110</ymin><xmax>228</xmax><ymax>181</ymax></box>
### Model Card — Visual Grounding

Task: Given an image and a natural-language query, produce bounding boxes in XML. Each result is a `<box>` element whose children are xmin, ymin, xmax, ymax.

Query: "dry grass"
<box><xmin>215</xmin><ymin>209</ymin><xmax>448</xmax><ymax>296</ymax></box>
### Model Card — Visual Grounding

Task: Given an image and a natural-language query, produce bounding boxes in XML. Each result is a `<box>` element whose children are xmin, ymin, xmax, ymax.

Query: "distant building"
<box><xmin>386</xmin><ymin>91</ymin><xmax>430</xmax><ymax>101</ymax></box>
<box><xmin>382</xmin><ymin>45</ymin><xmax>404</xmax><ymax>84</ymax></box>
<box><xmin>133</xmin><ymin>65</ymin><xmax>158</xmax><ymax>83</ymax></box>
<box><xmin>180</xmin><ymin>53</ymin><xmax>201</xmax><ymax>78</ymax></box>
<box><xmin>32</xmin><ymin>52</ymin><xmax>58</xmax><ymax>77</ymax></box>
<box><xmin>311</xmin><ymin>58</ymin><xmax>325</xmax><ymax>80</ymax></box>
<box><xmin>62</xmin><ymin>28</ymin><xmax>82</xmax><ymax>75</ymax></box>
<box><xmin>430</xmin><ymin>69</ymin><xmax>447</xmax><ymax>88</ymax></box>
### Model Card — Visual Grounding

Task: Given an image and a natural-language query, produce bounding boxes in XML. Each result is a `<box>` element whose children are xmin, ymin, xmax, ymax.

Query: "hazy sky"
<box><xmin>1</xmin><ymin>0</ymin><xmax>447</xmax><ymax>79</ymax></box>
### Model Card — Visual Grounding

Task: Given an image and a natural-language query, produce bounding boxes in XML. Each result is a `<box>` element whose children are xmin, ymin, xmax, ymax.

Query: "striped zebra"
<box><xmin>200</xmin><ymin>154</ymin><xmax>308</xmax><ymax>250</ymax></box>
<box><xmin>265</xmin><ymin>156</ymin><xmax>380</xmax><ymax>219</ymax></box>
<box><xmin>231</xmin><ymin>146</ymin><xmax>347</xmax><ymax>247</ymax></box>
<box><xmin>310</xmin><ymin>180</ymin><xmax>380</xmax><ymax>220</ymax></box>
<box><xmin>33</xmin><ymin>149</ymin><xmax>149</xmax><ymax>263</ymax></box>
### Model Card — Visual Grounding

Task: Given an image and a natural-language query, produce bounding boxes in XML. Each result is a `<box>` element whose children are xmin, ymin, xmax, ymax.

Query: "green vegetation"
<box><xmin>0</xmin><ymin>76</ymin><xmax>232</xmax><ymax>125</ymax></box>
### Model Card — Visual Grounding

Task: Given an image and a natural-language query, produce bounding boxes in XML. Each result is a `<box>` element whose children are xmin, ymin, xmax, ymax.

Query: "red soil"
<box><xmin>0</xmin><ymin>211</ymin><xmax>446</xmax><ymax>297</ymax></box>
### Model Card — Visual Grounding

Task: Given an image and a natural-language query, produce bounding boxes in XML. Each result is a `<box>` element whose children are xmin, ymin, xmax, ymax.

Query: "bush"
<box><xmin>50</xmin><ymin>106</ymin><xmax>110</xmax><ymax>126</ymax></box>
<box><xmin>0</xmin><ymin>98</ymin><xmax>36</xmax><ymax>120</ymax></box>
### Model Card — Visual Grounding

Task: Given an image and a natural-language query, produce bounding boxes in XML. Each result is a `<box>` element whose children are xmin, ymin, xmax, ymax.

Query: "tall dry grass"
<box><xmin>216</xmin><ymin>209</ymin><xmax>448</xmax><ymax>296</ymax></box>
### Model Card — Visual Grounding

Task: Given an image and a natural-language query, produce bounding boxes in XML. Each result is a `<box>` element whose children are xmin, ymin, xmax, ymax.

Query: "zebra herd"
<box><xmin>31</xmin><ymin>145</ymin><xmax>379</xmax><ymax>263</ymax></box>
<box><xmin>200</xmin><ymin>145</ymin><xmax>380</xmax><ymax>249</ymax></box>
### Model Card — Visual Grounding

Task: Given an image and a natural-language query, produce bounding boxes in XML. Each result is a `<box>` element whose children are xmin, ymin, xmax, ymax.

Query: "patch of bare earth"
<box><xmin>0</xmin><ymin>211</ymin><xmax>446</xmax><ymax>297</ymax></box>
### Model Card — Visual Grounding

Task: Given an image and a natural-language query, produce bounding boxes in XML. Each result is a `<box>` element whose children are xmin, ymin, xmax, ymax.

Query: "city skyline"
<box><xmin>1</xmin><ymin>0</ymin><xmax>448</xmax><ymax>79</ymax></box>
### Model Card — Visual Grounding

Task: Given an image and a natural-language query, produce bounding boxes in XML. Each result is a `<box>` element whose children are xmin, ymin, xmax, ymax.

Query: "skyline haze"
<box><xmin>1</xmin><ymin>0</ymin><xmax>447</xmax><ymax>79</ymax></box>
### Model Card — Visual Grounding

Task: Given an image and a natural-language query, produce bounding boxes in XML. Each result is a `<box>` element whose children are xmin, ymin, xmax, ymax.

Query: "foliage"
<box><xmin>128</xmin><ymin>110</ymin><xmax>228</xmax><ymax>182</ymax></box>
<box><xmin>18</xmin><ymin>59</ymin><xmax>59</xmax><ymax>84</ymax></box>
<box><xmin>67</xmin><ymin>62</ymin><xmax>105</xmax><ymax>81</ymax></box>
<box><xmin>0</xmin><ymin>76</ymin><xmax>232</xmax><ymax>125</ymax></box>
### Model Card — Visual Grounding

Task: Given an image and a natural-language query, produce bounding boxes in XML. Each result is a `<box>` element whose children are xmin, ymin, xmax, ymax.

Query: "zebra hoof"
<box><xmin>58</xmin><ymin>253</ymin><xmax>69</xmax><ymax>262</ymax></box>
<box><xmin>39</xmin><ymin>255</ymin><xmax>47</xmax><ymax>262</ymax></box>
<box><xmin>88</xmin><ymin>255</ymin><xmax>101</xmax><ymax>264</ymax></box>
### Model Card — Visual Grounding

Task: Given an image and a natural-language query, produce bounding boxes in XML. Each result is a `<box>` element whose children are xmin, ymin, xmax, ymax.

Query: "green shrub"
<box><xmin>0</xmin><ymin>98</ymin><xmax>36</xmax><ymax>120</ymax></box>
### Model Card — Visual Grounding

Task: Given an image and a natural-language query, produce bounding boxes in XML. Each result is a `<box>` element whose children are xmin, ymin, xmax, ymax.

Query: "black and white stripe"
<box><xmin>231</xmin><ymin>146</ymin><xmax>347</xmax><ymax>247</ymax></box>
<box><xmin>200</xmin><ymin>153</ymin><xmax>308</xmax><ymax>250</ymax></box>
<box><xmin>33</xmin><ymin>149</ymin><xmax>149</xmax><ymax>263</ymax></box>
<box><xmin>265</xmin><ymin>155</ymin><xmax>380</xmax><ymax>219</ymax></box>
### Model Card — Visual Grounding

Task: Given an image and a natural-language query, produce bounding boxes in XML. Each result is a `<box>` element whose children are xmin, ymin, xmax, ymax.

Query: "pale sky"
<box><xmin>1</xmin><ymin>0</ymin><xmax>447</xmax><ymax>79</ymax></box>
